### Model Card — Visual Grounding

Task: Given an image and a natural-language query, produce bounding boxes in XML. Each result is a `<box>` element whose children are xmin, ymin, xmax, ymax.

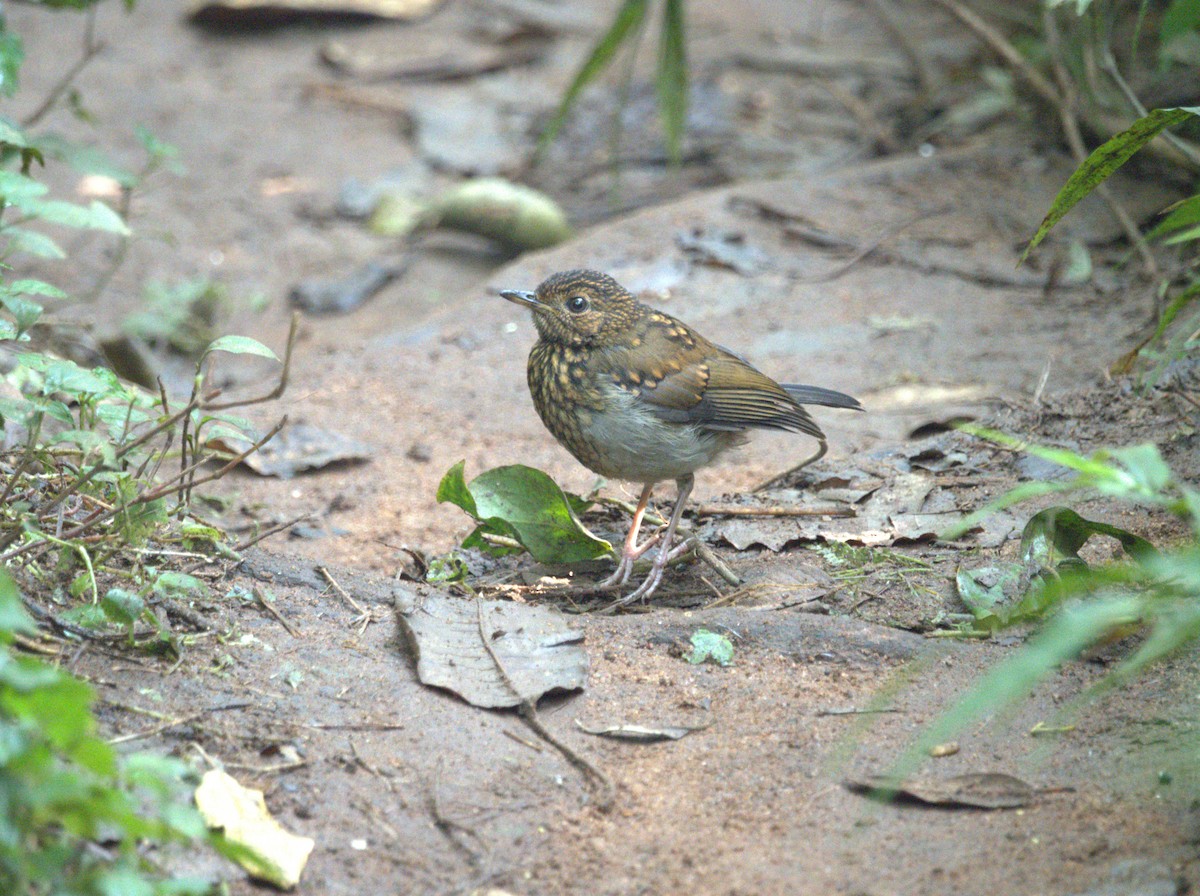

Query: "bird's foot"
<box><xmin>596</xmin><ymin>531</ymin><xmax>664</xmax><ymax>590</ymax></box>
<box><xmin>603</xmin><ymin>536</ymin><xmax>699</xmax><ymax>610</ymax></box>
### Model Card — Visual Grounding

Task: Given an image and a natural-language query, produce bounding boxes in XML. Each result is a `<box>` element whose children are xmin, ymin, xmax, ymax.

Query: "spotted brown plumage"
<box><xmin>501</xmin><ymin>269</ymin><xmax>862</xmax><ymax>605</ymax></box>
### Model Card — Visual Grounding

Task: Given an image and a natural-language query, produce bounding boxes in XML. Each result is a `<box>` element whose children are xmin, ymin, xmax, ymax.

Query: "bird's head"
<box><xmin>501</xmin><ymin>269</ymin><xmax>638</xmax><ymax>347</ymax></box>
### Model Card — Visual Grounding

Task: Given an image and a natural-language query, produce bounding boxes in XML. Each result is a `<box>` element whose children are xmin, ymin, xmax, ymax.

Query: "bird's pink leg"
<box><xmin>598</xmin><ymin>482</ymin><xmax>656</xmax><ymax>589</ymax></box>
<box><xmin>616</xmin><ymin>474</ymin><xmax>695</xmax><ymax>605</ymax></box>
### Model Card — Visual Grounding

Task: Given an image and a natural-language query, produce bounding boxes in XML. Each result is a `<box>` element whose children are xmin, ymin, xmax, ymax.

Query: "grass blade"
<box><xmin>1022</xmin><ymin>107</ymin><xmax>1198</xmax><ymax>261</ymax></box>
<box><xmin>656</xmin><ymin>0</ymin><xmax>687</xmax><ymax>165</ymax></box>
<box><xmin>537</xmin><ymin>0</ymin><xmax>648</xmax><ymax>157</ymax></box>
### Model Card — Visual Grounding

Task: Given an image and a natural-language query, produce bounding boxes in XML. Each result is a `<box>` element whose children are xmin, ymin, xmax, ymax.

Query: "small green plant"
<box><xmin>0</xmin><ymin>3</ymin><xmax>293</xmax><ymax>889</ymax></box>
<box><xmin>0</xmin><ymin>570</ymin><xmax>221</xmax><ymax>894</ymax></box>
<box><xmin>538</xmin><ymin>0</ymin><xmax>688</xmax><ymax>165</ymax></box>
<box><xmin>436</xmin><ymin>460</ymin><xmax>611</xmax><ymax>565</ymax></box>
<box><xmin>913</xmin><ymin>430</ymin><xmax>1200</xmax><ymax>760</ymax></box>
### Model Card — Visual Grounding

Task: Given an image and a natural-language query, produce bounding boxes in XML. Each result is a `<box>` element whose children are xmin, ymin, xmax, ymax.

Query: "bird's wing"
<box><xmin>603</xmin><ymin>336</ymin><xmax>826</xmax><ymax>439</ymax></box>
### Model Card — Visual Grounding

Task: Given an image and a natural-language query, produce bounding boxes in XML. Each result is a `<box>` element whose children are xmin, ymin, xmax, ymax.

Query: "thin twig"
<box><xmin>692</xmin><ymin>541</ymin><xmax>740</xmax><ymax>586</ymax></box>
<box><xmin>233</xmin><ymin>512</ymin><xmax>314</xmax><ymax>553</ymax></box>
<box><xmin>929</xmin><ymin>0</ymin><xmax>1058</xmax><ymax>104</ymax></box>
<box><xmin>201</xmin><ymin>311</ymin><xmax>300</xmax><ymax>410</ymax></box>
<box><xmin>21</xmin><ymin>9</ymin><xmax>103</xmax><ymax>128</ymax></box>
<box><xmin>108</xmin><ymin>710</ymin><xmax>206</xmax><ymax>745</ymax></box>
<box><xmin>1096</xmin><ymin>44</ymin><xmax>1200</xmax><ymax>171</ymax></box>
<box><xmin>693</xmin><ymin>504</ymin><xmax>856</xmax><ymax>518</ymax></box>
<box><xmin>317</xmin><ymin>565</ymin><xmax>372</xmax><ymax>632</ymax></box>
<box><xmin>253</xmin><ymin>585</ymin><xmax>301</xmax><ymax>637</ymax></box>
<box><xmin>0</xmin><ymin>418</ymin><xmax>286</xmax><ymax>565</ymax></box>
<box><xmin>864</xmin><ymin>0</ymin><xmax>938</xmax><ymax>97</ymax></box>
<box><xmin>474</xmin><ymin>598</ymin><xmax>614</xmax><ymax>808</ymax></box>
<box><xmin>933</xmin><ymin>0</ymin><xmax>1158</xmax><ymax>276</ymax></box>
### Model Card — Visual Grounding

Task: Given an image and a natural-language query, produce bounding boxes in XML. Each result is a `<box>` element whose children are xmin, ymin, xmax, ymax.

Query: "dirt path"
<box><xmin>11</xmin><ymin>1</ymin><xmax>1200</xmax><ymax>894</ymax></box>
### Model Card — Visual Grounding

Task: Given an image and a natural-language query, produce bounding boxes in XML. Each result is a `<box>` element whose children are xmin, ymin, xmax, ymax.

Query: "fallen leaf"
<box><xmin>397</xmin><ymin>593</ymin><xmax>587</xmax><ymax>709</ymax></box>
<box><xmin>574</xmin><ymin>720</ymin><xmax>707</xmax><ymax>742</ymax></box>
<box><xmin>211</xmin><ymin>423</ymin><xmax>373</xmax><ymax>478</ymax></box>
<box><xmin>845</xmin><ymin>772</ymin><xmax>1034</xmax><ymax>809</ymax></box>
<box><xmin>195</xmin><ymin>768</ymin><xmax>315</xmax><ymax>888</ymax></box>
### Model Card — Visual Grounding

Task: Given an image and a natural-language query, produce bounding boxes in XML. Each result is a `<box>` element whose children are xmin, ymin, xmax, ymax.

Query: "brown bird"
<box><xmin>501</xmin><ymin>269</ymin><xmax>861</xmax><ymax>605</ymax></box>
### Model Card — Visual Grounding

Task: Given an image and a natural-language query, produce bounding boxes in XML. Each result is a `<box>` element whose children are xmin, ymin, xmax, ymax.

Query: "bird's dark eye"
<box><xmin>566</xmin><ymin>295</ymin><xmax>589</xmax><ymax>313</ymax></box>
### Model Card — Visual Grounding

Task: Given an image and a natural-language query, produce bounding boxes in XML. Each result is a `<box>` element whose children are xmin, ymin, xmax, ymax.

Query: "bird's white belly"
<box><xmin>580</xmin><ymin>387</ymin><xmax>744</xmax><ymax>483</ymax></box>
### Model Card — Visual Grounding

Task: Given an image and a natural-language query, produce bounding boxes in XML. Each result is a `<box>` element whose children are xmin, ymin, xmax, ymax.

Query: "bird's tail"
<box><xmin>782</xmin><ymin>383</ymin><xmax>863</xmax><ymax>410</ymax></box>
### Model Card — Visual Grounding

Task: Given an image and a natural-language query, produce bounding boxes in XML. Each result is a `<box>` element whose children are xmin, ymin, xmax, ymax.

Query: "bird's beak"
<box><xmin>500</xmin><ymin>289</ymin><xmax>539</xmax><ymax>310</ymax></box>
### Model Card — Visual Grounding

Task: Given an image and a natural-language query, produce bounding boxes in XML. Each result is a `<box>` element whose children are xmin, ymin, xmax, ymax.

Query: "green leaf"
<box><xmin>1022</xmin><ymin>107</ymin><xmax>1199</xmax><ymax>260</ymax></box>
<box><xmin>33</xmin><ymin>133</ymin><xmax>137</xmax><ymax>187</ymax></box>
<box><xmin>955</xmin><ymin>564</ymin><xmax>1022</xmax><ymax>631</ymax></box>
<box><xmin>8</xmin><ymin>278</ymin><xmax>67</xmax><ymax>299</ymax></box>
<box><xmin>436</xmin><ymin>460</ymin><xmax>478</xmax><ymax>517</ymax></box>
<box><xmin>1020</xmin><ymin>506</ymin><xmax>1158</xmax><ymax>568</ymax></box>
<box><xmin>0</xmin><ymin>168</ymin><xmax>50</xmax><ymax>201</ymax></box>
<box><xmin>152</xmin><ymin>571</ymin><xmax>206</xmax><ymax>598</ymax></box>
<box><xmin>135</xmin><ymin>124</ymin><xmax>183</xmax><ymax>173</ymax></box>
<box><xmin>59</xmin><ymin>603</ymin><xmax>109</xmax><ymax>629</ymax></box>
<box><xmin>1147</xmin><ymin>194</ymin><xmax>1200</xmax><ymax>241</ymax></box>
<box><xmin>426</xmin><ymin>553</ymin><xmax>469</xmax><ymax>583</ymax></box>
<box><xmin>0</xmin><ymin>570</ymin><xmax>35</xmax><ymax>640</ymax></box>
<box><xmin>202</xmin><ymin>334</ymin><xmax>279</xmax><ymax>361</ymax></box>
<box><xmin>101</xmin><ymin>589</ymin><xmax>145</xmax><ymax>626</ymax></box>
<box><xmin>901</xmin><ymin>594</ymin><xmax>1143</xmax><ymax>768</ymax></box>
<box><xmin>1107</xmin><ymin>444</ymin><xmax>1172</xmax><ymax>500</ymax></box>
<box><xmin>42</xmin><ymin>360</ymin><xmax>111</xmax><ymax>396</ymax></box>
<box><xmin>4</xmin><ymin>226</ymin><xmax>65</xmax><ymax>259</ymax></box>
<box><xmin>0</xmin><ymin>31</ymin><xmax>24</xmax><ymax>98</ymax></box>
<box><xmin>440</xmin><ymin>462</ymin><xmax>612</xmax><ymax>564</ymax></box>
<box><xmin>1</xmin><ymin>292</ymin><xmax>43</xmax><ymax>332</ymax></box>
<box><xmin>537</xmin><ymin>0</ymin><xmax>648</xmax><ymax>154</ymax></box>
<box><xmin>656</xmin><ymin>0</ymin><xmax>688</xmax><ymax>165</ymax></box>
<box><xmin>468</xmin><ymin>465</ymin><xmax>612</xmax><ymax>563</ymax></box>
<box><xmin>1142</xmin><ymin>281</ymin><xmax>1200</xmax><ymax>354</ymax></box>
<box><xmin>14</xmin><ymin>197</ymin><xmax>130</xmax><ymax>235</ymax></box>
<box><xmin>1161</xmin><ymin>0</ymin><xmax>1200</xmax><ymax>49</ymax></box>
<box><xmin>685</xmin><ymin>628</ymin><xmax>734</xmax><ymax>666</ymax></box>
<box><xmin>0</xmin><ymin>115</ymin><xmax>29</xmax><ymax>148</ymax></box>
<box><xmin>1161</xmin><ymin>223</ymin><xmax>1200</xmax><ymax>246</ymax></box>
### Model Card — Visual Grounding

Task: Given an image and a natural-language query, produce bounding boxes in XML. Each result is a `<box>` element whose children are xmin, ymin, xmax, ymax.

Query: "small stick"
<box><xmin>693</xmin><ymin>504</ymin><xmax>856</xmax><ymax>518</ymax></box>
<box><xmin>815</xmin><ymin>706</ymin><xmax>901</xmax><ymax>717</ymax></box>
<box><xmin>692</xmin><ymin>541</ymin><xmax>740</xmax><ymax>586</ymax></box>
<box><xmin>253</xmin><ymin>586</ymin><xmax>301</xmax><ymax>638</ymax></box>
<box><xmin>233</xmin><ymin>512</ymin><xmax>314</xmax><ymax>553</ymax></box>
<box><xmin>108</xmin><ymin>710</ymin><xmax>206</xmax><ymax>745</ymax></box>
<box><xmin>475</xmin><ymin>599</ymin><xmax>614</xmax><ymax>808</ymax></box>
<box><xmin>318</xmin><ymin>565</ymin><xmax>372</xmax><ymax>632</ymax></box>
<box><xmin>502</xmin><ymin>728</ymin><xmax>545</xmax><ymax>753</ymax></box>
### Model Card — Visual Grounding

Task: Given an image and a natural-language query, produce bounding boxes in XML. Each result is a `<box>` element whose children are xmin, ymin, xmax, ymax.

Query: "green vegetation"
<box><xmin>0</xmin><ymin>3</ymin><xmax>289</xmax><ymax>891</ymax></box>
<box><xmin>0</xmin><ymin>570</ymin><xmax>223</xmax><ymax>895</ymax></box>
<box><xmin>437</xmin><ymin>461</ymin><xmax>611</xmax><ymax>565</ymax></box>
<box><xmin>538</xmin><ymin>0</ymin><xmax>688</xmax><ymax>165</ymax></box>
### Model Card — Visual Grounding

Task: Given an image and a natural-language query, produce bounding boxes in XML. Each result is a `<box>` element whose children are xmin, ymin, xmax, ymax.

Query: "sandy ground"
<box><xmin>7</xmin><ymin>0</ymin><xmax>1200</xmax><ymax>893</ymax></box>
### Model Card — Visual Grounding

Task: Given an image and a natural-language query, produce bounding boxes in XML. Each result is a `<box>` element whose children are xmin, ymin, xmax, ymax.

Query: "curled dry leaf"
<box><xmin>574</xmin><ymin>719</ymin><xmax>710</xmax><ymax>742</ymax></box>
